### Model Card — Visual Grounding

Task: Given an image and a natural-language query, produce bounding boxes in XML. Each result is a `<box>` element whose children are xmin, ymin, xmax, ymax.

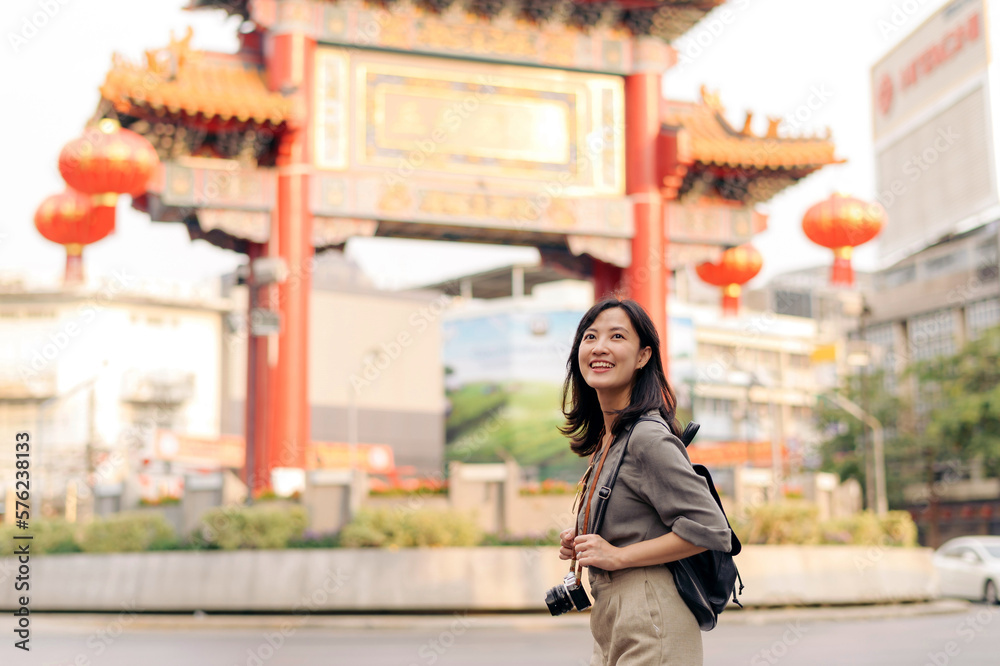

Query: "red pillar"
<box><xmin>245</xmin><ymin>242</ymin><xmax>271</xmax><ymax>496</ymax></box>
<box><xmin>593</xmin><ymin>259</ymin><xmax>623</xmax><ymax>301</ymax></box>
<box><xmin>266</xmin><ymin>28</ymin><xmax>315</xmax><ymax>474</ymax></box>
<box><xmin>623</xmin><ymin>71</ymin><xmax>668</xmax><ymax>367</ymax></box>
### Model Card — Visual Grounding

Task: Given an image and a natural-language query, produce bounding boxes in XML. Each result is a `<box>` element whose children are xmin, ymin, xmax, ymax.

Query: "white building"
<box><xmin>0</xmin><ymin>277</ymin><xmax>229</xmax><ymax>515</ymax></box>
<box><xmin>0</xmin><ymin>248</ymin><xmax>451</xmax><ymax>521</ymax></box>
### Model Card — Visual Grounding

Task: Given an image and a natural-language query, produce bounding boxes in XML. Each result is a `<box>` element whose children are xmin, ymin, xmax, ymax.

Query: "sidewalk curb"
<box><xmin>32</xmin><ymin>600</ymin><xmax>976</xmax><ymax>633</ymax></box>
<box><xmin>716</xmin><ymin>599</ymin><xmax>973</xmax><ymax>626</ymax></box>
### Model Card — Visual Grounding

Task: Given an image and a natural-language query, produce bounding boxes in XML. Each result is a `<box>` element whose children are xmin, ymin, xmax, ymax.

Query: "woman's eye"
<box><xmin>612</xmin><ymin>333</ymin><xmax>623</xmax><ymax>339</ymax></box>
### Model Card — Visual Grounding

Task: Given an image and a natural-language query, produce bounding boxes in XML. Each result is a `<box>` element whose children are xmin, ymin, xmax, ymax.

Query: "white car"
<box><xmin>933</xmin><ymin>536</ymin><xmax>1000</xmax><ymax>605</ymax></box>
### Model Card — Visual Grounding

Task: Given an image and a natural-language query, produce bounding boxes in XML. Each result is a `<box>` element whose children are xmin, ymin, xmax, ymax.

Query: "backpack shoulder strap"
<box><xmin>587</xmin><ymin>417</ymin><xmax>658</xmax><ymax>535</ymax></box>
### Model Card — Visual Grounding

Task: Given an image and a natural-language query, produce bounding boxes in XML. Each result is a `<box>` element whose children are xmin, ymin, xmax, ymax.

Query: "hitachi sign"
<box><xmin>900</xmin><ymin>12</ymin><xmax>980</xmax><ymax>90</ymax></box>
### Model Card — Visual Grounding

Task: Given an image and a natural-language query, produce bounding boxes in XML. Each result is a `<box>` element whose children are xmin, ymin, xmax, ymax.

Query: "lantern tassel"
<box><xmin>831</xmin><ymin>247</ymin><xmax>854</xmax><ymax>287</ymax></box>
<box><xmin>64</xmin><ymin>244</ymin><xmax>84</xmax><ymax>286</ymax></box>
<box><xmin>722</xmin><ymin>284</ymin><xmax>741</xmax><ymax>317</ymax></box>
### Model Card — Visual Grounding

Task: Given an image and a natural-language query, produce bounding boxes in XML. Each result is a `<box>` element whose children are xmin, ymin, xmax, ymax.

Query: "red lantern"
<box><xmin>696</xmin><ymin>245</ymin><xmax>763</xmax><ymax>316</ymax></box>
<box><xmin>802</xmin><ymin>193</ymin><xmax>885</xmax><ymax>286</ymax></box>
<box><xmin>34</xmin><ymin>189</ymin><xmax>114</xmax><ymax>285</ymax></box>
<box><xmin>57</xmin><ymin>118</ymin><xmax>159</xmax><ymax>230</ymax></box>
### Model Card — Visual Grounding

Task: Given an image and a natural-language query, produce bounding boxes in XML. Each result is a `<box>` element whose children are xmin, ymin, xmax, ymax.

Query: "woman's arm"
<box><xmin>572</xmin><ymin>532</ymin><xmax>705</xmax><ymax>571</ymax></box>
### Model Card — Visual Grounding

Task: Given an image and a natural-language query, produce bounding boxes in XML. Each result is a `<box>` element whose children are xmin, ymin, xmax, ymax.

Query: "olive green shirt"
<box><xmin>577</xmin><ymin>411</ymin><xmax>732</xmax><ymax>568</ymax></box>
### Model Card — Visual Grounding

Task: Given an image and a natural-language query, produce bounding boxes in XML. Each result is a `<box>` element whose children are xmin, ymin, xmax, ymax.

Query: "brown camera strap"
<box><xmin>571</xmin><ymin>432</ymin><xmax>614</xmax><ymax>584</ymax></box>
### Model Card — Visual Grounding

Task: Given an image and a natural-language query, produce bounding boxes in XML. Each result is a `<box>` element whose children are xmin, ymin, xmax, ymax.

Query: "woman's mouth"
<box><xmin>589</xmin><ymin>361</ymin><xmax>614</xmax><ymax>373</ymax></box>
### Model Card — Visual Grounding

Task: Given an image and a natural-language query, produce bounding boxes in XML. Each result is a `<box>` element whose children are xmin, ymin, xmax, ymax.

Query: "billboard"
<box><xmin>871</xmin><ymin>0</ymin><xmax>996</xmax><ymax>260</ymax></box>
<box><xmin>442</xmin><ymin>309</ymin><xmax>582</xmax><ymax>475</ymax></box>
<box><xmin>871</xmin><ymin>0</ymin><xmax>987</xmax><ymax>142</ymax></box>
<box><xmin>442</xmin><ymin>308</ymin><xmax>699</xmax><ymax>476</ymax></box>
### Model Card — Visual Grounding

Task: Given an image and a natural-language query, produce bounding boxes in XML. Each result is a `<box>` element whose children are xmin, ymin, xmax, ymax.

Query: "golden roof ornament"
<box><xmin>700</xmin><ymin>85</ymin><xmax>723</xmax><ymax>112</ymax></box>
<box><xmin>765</xmin><ymin>116</ymin><xmax>782</xmax><ymax>139</ymax></box>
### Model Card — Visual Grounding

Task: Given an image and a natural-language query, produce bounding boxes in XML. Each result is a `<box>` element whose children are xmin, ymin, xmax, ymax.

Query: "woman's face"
<box><xmin>578</xmin><ymin>307</ymin><xmax>652</xmax><ymax>393</ymax></box>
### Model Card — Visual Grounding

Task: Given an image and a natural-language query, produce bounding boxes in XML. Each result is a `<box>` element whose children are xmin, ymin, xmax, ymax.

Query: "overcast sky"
<box><xmin>0</xmin><ymin>0</ymin><xmax>956</xmax><ymax>292</ymax></box>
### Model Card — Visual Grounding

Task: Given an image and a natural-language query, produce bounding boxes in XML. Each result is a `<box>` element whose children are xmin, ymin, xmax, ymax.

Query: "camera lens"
<box><xmin>544</xmin><ymin>584</ymin><xmax>574</xmax><ymax>616</ymax></box>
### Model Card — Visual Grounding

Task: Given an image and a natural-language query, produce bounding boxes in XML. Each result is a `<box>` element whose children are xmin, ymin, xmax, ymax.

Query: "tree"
<box><xmin>818</xmin><ymin>325</ymin><xmax>1000</xmax><ymax>546</ymax></box>
<box><xmin>815</xmin><ymin>368</ymin><xmax>914</xmax><ymax>511</ymax></box>
<box><xmin>908</xmin><ymin>325</ymin><xmax>1000</xmax><ymax>545</ymax></box>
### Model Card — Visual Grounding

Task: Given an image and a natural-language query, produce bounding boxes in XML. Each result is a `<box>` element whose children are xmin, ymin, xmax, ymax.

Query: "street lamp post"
<box><xmin>825</xmin><ymin>391</ymin><xmax>888</xmax><ymax>516</ymax></box>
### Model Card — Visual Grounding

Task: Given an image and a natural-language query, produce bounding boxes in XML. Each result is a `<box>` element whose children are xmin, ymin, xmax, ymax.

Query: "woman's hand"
<box><xmin>573</xmin><ymin>534</ymin><xmax>625</xmax><ymax>571</ymax></box>
<box><xmin>558</xmin><ymin>528</ymin><xmax>576</xmax><ymax>561</ymax></box>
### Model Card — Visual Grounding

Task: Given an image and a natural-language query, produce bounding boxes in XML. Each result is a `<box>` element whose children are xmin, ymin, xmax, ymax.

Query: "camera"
<box><xmin>544</xmin><ymin>572</ymin><xmax>592</xmax><ymax>615</ymax></box>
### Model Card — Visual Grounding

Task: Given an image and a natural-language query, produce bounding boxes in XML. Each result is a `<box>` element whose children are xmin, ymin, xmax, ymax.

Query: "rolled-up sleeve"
<box><xmin>632</xmin><ymin>423</ymin><xmax>732</xmax><ymax>552</ymax></box>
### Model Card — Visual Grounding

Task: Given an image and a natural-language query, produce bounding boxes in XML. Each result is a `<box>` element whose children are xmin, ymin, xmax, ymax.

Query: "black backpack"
<box><xmin>590</xmin><ymin>418</ymin><xmax>744</xmax><ymax>631</ymax></box>
<box><xmin>667</xmin><ymin>421</ymin><xmax>744</xmax><ymax>630</ymax></box>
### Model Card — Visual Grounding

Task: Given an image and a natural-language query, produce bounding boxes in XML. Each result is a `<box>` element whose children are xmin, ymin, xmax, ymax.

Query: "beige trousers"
<box><xmin>588</xmin><ymin>565</ymin><xmax>703</xmax><ymax>666</ymax></box>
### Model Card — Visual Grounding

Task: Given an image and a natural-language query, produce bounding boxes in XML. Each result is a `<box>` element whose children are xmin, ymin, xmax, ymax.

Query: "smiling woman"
<box><xmin>556</xmin><ymin>298</ymin><xmax>732</xmax><ymax>666</ymax></box>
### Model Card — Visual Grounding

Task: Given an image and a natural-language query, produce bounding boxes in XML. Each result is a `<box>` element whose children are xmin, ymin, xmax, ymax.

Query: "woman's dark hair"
<box><xmin>560</xmin><ymin>298</ymin><xmax>681</xmax><ymax>456</ymax></box>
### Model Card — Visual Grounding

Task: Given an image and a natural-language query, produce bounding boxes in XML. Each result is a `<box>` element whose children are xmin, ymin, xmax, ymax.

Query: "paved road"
<box><xmin>11</xmin><ymin>605</ymin><xmax>1000</xmax><ymax>666</ymax></box>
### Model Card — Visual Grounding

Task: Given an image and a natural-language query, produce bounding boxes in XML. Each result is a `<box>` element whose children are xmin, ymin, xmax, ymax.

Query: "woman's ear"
<box><xmin>638</xmin><ymin>346</ymin><xmax>652</xmax><ymax>368</ymax></box>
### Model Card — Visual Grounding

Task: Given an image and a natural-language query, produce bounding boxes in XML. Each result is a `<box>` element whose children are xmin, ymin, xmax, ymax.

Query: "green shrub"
<box><xmin>33</xmin><ymin>519</ymin><xmax>82</xmax><ymax>553</ymax></box>
<box><xmin>0</xmin><ymin>519</ymin><xmax>81</xmax><ymax>555</ymax></box>
<box><xmin>733</xmin><ymin>502</ymin><xmax>822</xmax><ymax>546</ymax></box>
<box><xmin>288</xmin><ymin>530</ymin><xmax>341</xmax><ymax>549</ymax></box>
<box><xmin>733</xmin><ymin>504</ymin><xmax>920</xmax><ymax>547</ymax></box>
<box><xmin>340</xmin><ymin>507</ymin><xmax>481</xmax><ymax>548</ymax></box>
<box><xmin>480</xmin><ymin>530</ymin><xmax>561</xmax><ymax>547</ymax></box>
<box><xmin>878</xmin><ymin>510</ymin><xmax>919</xmax><ymax>546</ymax></box>
<box><xmin>196</xmin><ymin>504</ymin><xmax>307</xmax><ymax>550</ymax></box>
<box><xmin>821</xmin><ymin>510</ymin><xmax>918</xmax><ymax>547</ymax></box>
<box><xmin>79</xmin><ymin>513</ymin><xmax>177</xmax><ymax>553</ymax></box>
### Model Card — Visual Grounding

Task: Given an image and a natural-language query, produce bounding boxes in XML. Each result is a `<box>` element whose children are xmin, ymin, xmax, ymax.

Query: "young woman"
<box><xmin>558</xmin><ymin>298</ymin><xmax>732</xmax><ymax>666</ymax></box>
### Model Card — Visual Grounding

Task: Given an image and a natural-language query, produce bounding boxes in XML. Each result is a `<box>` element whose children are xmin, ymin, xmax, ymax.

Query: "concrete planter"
<box><xmin>0</xmin><ymin>545</ymin><xmax>937</xmax><ymax>613</ymax></box>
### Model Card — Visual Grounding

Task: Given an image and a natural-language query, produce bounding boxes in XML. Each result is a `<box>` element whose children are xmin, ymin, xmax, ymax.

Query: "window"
<box><xmin>923</xmin><ymin>251</ymin><xmax>962</xmax><ymax>278</ymax></box>
<box><xmin>789</xmin><ymin>354</ymin><xmax>810</xmax><ymax>369</ymax></box>
<box><xmin>774</xmin><ymin>290</ymin><xmax>812</xmax><ymax>318</ymax></box>
<box><xmin>966</xmin><ymin>299</ymin><xmax>1000</xmax><ymax>340</ymax></box>
<box><xmin>865</xmin><ymin>323</ymin><xmax>895</xmax><ymax>347</ymax></box>
<box><xmin>883</xmin><ymin>265</ymin><xmax>916</xmax><ymax>288</ymax></box>
<box><xmin>955</xmin><ymin>547</ymin><xmax>982</xmax><ymax>564</ymax></box>
<box><xmin>908</xmin><ymin>310</ymin><xmax>957</xmax><ymax>361</ymax></box>
<box><xmin>694</xmin><ymin>397</ymin><xmax>733</xmax><ymax>415</ymax></box>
